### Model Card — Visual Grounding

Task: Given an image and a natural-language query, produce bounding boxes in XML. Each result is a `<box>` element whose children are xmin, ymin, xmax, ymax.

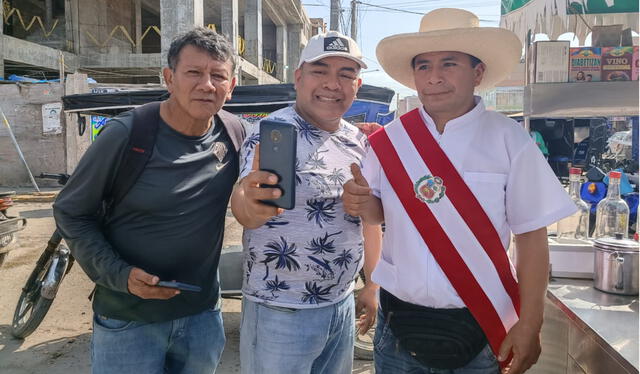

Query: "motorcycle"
<box><xmin>0</xmin><ymin>191</ymin><xmax>27</xmax><ymax>268</ymax></box>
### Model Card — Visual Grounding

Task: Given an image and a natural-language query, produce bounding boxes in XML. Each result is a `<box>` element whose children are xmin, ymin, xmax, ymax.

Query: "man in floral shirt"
<box><xmin>231</xmin><ymin>31</ymin><xmax>382</xmax><ymax>374</ymax></box>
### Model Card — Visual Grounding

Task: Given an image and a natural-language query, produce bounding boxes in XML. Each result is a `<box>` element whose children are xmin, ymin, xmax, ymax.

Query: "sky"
<box><xmin>301</xmin><ymin>1</ymin><xmax>503</xmax><ymax>98</ymax></box>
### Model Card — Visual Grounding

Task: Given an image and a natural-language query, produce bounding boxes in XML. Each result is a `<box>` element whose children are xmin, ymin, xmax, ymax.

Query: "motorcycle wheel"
<box><xmin>11</xmin><ymin>249</ymin><xmax>57</xmax><ymax>339</ymax></box>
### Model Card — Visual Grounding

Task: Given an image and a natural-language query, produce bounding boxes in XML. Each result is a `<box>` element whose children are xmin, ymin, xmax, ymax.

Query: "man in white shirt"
<box><xmin>342</xmin><ymin>8</ymin><xmax>576</xmax><ymax>374</ymax></box>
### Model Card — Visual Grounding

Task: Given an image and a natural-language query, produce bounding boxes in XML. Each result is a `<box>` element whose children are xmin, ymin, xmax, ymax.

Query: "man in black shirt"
<box><xmin>54</xmin><ymin>28</ymin><xmax>244</xmax><ymax>374</ymax></box>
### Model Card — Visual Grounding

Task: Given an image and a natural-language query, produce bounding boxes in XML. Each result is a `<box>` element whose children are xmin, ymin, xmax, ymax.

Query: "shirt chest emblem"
<box><xmin>414</xmin><ymin>175</ymin><xmax>446</xmax><ymax>204</ymax></box>
<box><xmin>212</xmin><ymin>142</ymin><xmax>228</xmax><ymax>163</ymax></box>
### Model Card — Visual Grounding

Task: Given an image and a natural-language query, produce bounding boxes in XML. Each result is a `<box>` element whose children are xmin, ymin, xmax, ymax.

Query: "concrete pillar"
<box><xmin>276</xmin><ymin>25</ymin><xmax>288</xmax><ymax>81</ymax></box>
<box><xmin>160</xmin><ymin>0</ymin><xmax>204</xmax><ymax>67</ymax></box>
<box><xmin>244</xmin><ymin>0</ymin><xmax>262</xmax><ymax>70</ymax></box>
<box><xmin>63</xmin><ymin>73</ymin><xmax>90</xmax><ymax>174</ymax></box>
<box><xmin>221</xmin><ymin>0</ymin><xmax>239</xmax><ymax>52</ymax></box>
<box><xmin>45</xmin><ymin>0</ymin><xmax>54</xmax><ymax>30</ymax></box>
<box><xmin>134</xmin><ymin>0</ymin><xmax>143</xmax><ymax>54</ymax></box>
<box><xmin>287</xmin><ymin>24</ymin><xmax>302</xmax><ymax>83</ymax></box>
<box><xmin>0</xmin><ymin>3</ymin><xmax>4</xmax><ymax>79</ymax></box>
<box><xmin>64</xmin><ymin>0</ymin><xmax>80</xmax><ymax>53</ymax></box>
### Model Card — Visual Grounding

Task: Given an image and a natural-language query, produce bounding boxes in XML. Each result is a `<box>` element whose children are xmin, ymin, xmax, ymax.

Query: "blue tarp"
<box><xmin>5</xmin><ymin>74</ymin><xmax>97</xmax><ymax>84</ymax></box>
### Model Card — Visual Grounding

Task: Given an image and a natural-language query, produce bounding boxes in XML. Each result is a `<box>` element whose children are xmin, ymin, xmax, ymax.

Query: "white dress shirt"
<box><xmin>362</xmin><ymin>97</ymin><xmax>576</xmax><ymax>308</ymax></box>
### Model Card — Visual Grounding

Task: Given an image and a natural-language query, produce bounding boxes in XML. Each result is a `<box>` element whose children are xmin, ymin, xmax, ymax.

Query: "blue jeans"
<box><xmin>92</xmin><ymin>308</ymin><xmax>225</xmax><ymax>374</ymax></box>
<box><xmin>374</xmin><ymin>308</ymin><xmax>499</xmax><ymax>374</ymax></box>
<box><xmin>240</xmin><ymin>294</ymin><xmax>355</xmax><ymax>374</ymax></box>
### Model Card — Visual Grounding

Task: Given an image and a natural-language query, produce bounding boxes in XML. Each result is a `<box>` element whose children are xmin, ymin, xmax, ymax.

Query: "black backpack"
<box><xmin>102</xmin><ymin>102</ymin><xmax>161</xmax><ymax>214</ymax></box>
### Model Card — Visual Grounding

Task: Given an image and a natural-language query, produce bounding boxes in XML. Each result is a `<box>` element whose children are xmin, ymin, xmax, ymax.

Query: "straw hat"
<box><xmin>376</xmin><ymin>8</ymin><xmax>522</xmax><ymax>90</ymax></box>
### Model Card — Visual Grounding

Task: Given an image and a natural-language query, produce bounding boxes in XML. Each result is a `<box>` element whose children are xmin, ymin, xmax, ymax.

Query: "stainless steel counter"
<box><xmin>541</xmin><ymin>278</ymin><xmax>638</xmax><ymax>373</ymax></box>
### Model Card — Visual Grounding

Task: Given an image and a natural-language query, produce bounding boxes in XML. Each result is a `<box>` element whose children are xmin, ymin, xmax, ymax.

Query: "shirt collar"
<box><xmin>418</xmin><ymin>95</ymin><xmax>485</xmax><ymax>134</ymax></box>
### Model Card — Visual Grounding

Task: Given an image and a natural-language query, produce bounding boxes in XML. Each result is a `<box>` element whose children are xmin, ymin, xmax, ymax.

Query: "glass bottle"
<box><xmin>557</xmin><ymin>168</ymin><xmax>590</xmax><ymax>240</ymax></box>
<box><xmin>594</xmin><ymin>171</ymin><xmax>630</xmax><ymax>239</ymax></box>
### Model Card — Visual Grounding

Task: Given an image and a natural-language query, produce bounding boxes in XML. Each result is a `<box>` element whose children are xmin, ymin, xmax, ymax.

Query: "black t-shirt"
<box><xmin>54</xmin><ymin>111</ymin><xmax>239</xmax><ymax>322</ymax></box>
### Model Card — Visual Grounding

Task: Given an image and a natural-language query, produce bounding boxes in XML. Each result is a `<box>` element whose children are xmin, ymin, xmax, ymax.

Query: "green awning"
<box><xmin>500</xmin><ymin>0</ymin><xmax>639</xmax><ymax>45</ymax></box>
<box><xmin>502</xmin><ymin>0</ymin><xmax>638</xmax><ymax>15</ymax></box>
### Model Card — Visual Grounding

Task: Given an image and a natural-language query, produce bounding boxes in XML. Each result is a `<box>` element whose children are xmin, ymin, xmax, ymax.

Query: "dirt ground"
<box><xmin>0</xmin><ymin>200</ymin><xmax>374</xmax><ymax>373</ymax></box>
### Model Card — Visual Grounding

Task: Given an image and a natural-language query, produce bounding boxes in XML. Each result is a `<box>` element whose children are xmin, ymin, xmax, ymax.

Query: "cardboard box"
<box><xmin>530</xmin><ymin>41</ymin><xmax>570</xmax><ymax>83</ymax></box>
<box><xmin>633</xmin><ymin>46</ymin><xmax>639</xmax><ymax>81</ymax></box>
<box><xmin>569</xmin><ymin>47</ymin><xmax>601</xmax><ymax>82</ymax></box>
<box><xmin>601</xmin><ymin>46</ymin><xmax>634</xmax><ymax>81</ymax></box>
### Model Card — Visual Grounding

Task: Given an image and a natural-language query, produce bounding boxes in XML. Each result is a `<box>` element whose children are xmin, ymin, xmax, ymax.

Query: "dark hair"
<box><xmin>469</xmin><ymin>55</ymin><xmax>482</xmax><ymax>67</ymax></box>
<box><xmin>411</xmin><ymin>53</ymin><xmax>483</xmax><ymax>69</ymax></box>
<box><xmin>167</xmin><ymin>27</ymin><xmax>236</xmax><ymax>73</ymax></box>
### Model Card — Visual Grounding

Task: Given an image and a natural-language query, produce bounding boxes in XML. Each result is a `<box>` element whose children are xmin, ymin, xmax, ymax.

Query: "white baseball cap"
<box><xmin>297</xmin><ymin>31</ymin><xmax>368</xmax><ymax>69</ymax></box>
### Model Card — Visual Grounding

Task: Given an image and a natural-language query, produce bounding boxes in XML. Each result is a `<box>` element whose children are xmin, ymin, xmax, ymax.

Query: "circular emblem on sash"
<box><xmin>414</xmin><ymin>175</ymin><xmax>446</xmax><ymax>204</ymax></box>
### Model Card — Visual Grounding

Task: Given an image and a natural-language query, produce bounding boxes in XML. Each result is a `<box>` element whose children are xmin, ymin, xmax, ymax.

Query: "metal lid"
<box><xmin>594</xmin><ymin>235</ymin><xmax>639</xmax><ymax>252</ymax></box>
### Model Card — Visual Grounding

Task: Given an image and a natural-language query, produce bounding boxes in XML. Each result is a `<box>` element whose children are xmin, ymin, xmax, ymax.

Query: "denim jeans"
<box><xmin>240</xmin><ymin>294</ymin><xmax>355</xmax><ymax>374</ymax></box>
<box><xmin>92</xmin><ymin>307</ymin><xmax>225</xmax><ymax>374</ymax></box>
<box><xmin>374</xmin><ymin>308</ymin><xmax>499</xmax><ymax>374</ymax></box>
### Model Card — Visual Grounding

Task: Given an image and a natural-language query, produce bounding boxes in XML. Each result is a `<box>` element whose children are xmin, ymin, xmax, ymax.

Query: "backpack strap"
<box><xmin>107</xmin><ymin>101</ymin><xmax>161</xmax><ymax>209</ymax></box>
<box><xmin>217</xmin><ymin>109</ymin><xmax>246</xmax><ymax>152</ymax></box>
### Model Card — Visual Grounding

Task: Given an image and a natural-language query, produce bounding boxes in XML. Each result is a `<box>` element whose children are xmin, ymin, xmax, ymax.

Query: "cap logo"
<box><xmin>324</xmin><ymin>37</ymin><xmax>350</xmax><ymax>52</ymax></box>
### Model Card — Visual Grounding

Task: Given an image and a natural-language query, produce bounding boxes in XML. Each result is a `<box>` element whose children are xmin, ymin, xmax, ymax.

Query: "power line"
<box><xmin>372</xmin><ymin>0</ymin><xmax>496</xmax><ymax>6</ymax></box>
<box><xmin>356</xmin><ymin>8</ymin><xmax>498</xmax><ymax>22</ymax></box>
<box><xmin>355</xmin><ymin>1</ymin><xmax>423</xmax><ymax>15</ymax></box>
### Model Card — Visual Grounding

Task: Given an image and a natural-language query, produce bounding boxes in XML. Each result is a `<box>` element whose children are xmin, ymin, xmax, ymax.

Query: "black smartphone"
<box><xmin>259</xmin><ymin>120</ymin><xmax>297</xmax><ymax>210</ymax></box>
<box><xmin>157</xmin><ymin>281</ymin><xmax>202</xmax><ymax>292</ymax></box>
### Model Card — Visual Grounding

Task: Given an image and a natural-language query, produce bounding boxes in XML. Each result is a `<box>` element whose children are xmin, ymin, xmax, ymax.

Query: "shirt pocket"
<box><xmin>462</xmin><ymin>172</ymin><xmax>508</xmax><ymax>226</ymax></box>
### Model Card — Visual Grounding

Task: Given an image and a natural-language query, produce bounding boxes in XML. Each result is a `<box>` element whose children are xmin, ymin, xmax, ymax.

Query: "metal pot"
<box><xmin>593</xmin><ymin>236</ymin><xmax>639</xmax><ymax>295</ymax></box>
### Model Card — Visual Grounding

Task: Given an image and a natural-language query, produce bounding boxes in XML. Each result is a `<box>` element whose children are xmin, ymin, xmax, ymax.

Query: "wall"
<box><xmin>77</xmin><ymin>0</ymin><xmax>134</xmax><ymax>55</ymax></box>
<box><xmin>0</xmin><ymin>83</ymin><xmax>65</xmax><ymax>187</ymax></box>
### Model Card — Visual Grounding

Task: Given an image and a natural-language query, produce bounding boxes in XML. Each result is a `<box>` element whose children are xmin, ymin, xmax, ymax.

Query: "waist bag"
<box><xmin>380</xmin><ymin>288</ymin><xmax>488</xmax><ymax>369</ymax></box>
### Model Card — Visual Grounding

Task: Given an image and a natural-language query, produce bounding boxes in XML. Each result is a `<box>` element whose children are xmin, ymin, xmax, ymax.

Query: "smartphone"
<box><xmin>157</xmin><ymin>281</ymin><xmax>202</xmax><ymax>292</ymax></box>
<box><xmin>259</xmin><ymin>120</ymin><xmax>297</xmax><ymax>210</ymax></box>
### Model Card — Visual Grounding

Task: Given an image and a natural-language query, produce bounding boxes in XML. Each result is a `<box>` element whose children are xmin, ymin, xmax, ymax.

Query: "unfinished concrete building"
<box><xmin>1</xmin><ymin>0</ymin><xmax>322</xmax><ymax>186</ymax></box>
<box><xmin>1</xmin><ymin>0</ymin><xmax>318</xmax><ymax>84</ymax></box>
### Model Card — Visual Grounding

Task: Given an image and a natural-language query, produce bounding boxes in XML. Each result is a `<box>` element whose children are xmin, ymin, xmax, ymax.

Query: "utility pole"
<box><xmin>330</xmin><ymin>0</ymin><xmax>340</xmax><ymax>32</ymax></box>
<box><xmin>350</xmin><ymin>0</ymin><xmax>357</xmax><ymax>41</ymax></box>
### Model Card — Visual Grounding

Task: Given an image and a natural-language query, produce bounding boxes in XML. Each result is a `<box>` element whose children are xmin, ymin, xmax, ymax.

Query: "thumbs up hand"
<box><xmin>342</xmin><ymin>163</ymin><xmax>373</xmax><ymax>217</ymax></box>
<box><xmin>350</xmin><ymin>163</ymin><xmax>369</xmax><ymax>188</ymax></box>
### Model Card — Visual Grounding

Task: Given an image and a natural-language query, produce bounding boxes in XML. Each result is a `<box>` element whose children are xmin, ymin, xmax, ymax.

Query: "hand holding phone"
<box><xmin>128</xmin><ymin>267</ymin><xmax>180</xmax><ymax>299</ymax></box>
<box><xmin>157</xmin><ymin>281</ymin><xmax>202</xmax><ymax>292</ymax></box>
<box><xmin>258</xmin><ymin>120</ymin><xmax>297</xmax><ymax>210</ymax></box>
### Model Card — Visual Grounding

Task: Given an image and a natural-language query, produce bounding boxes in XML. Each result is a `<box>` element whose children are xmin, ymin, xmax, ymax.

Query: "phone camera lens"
<box><xmin>271</xmin><ymin>130</ymin><xmax>282</xmax><ymax>143</ymax></box>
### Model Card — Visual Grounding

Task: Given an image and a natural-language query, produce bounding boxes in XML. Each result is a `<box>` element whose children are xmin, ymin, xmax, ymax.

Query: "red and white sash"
<box><xmin>369</xmin><ymin>109</ymin><xmax>520</xmax><ymax>359</ymax></box>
